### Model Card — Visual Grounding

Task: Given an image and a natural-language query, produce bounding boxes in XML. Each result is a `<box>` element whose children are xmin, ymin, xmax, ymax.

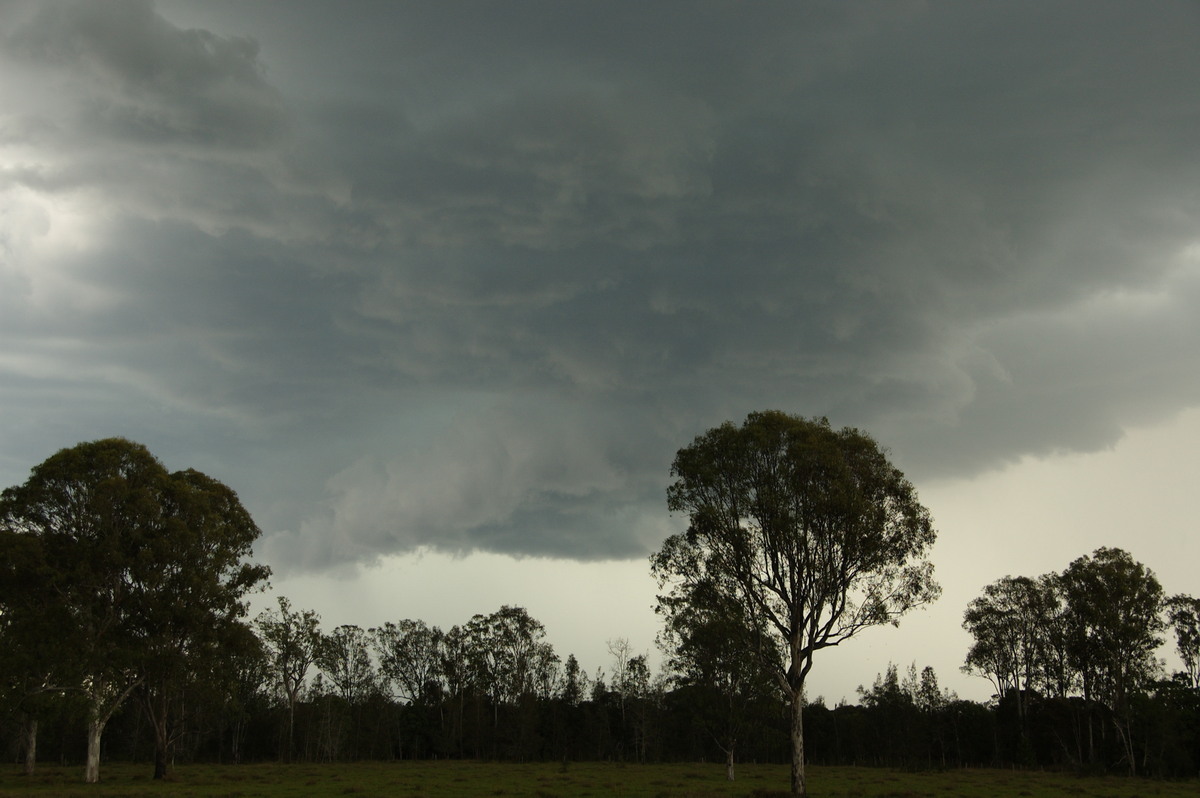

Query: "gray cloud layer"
<box><xmin>3</xmin><ymin>0</ymin><xmax>1199</xmax><ymax>570</ymax></box>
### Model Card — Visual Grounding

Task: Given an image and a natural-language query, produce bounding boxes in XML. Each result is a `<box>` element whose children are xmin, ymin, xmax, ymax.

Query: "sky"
<box><xmin>1</xmin><ymin>0</ymin><xmax>1198</xmax><ymax>703</ymax></box>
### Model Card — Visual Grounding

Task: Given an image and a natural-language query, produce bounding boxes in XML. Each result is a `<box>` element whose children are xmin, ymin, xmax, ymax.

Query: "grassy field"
<box><xmin>2</xmin><ymin>761</ymin><xmax>1197</xmax><ymax>798</ymax></box>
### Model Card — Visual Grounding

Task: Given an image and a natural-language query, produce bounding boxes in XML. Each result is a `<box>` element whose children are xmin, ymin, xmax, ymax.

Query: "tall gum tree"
<box><xmin>256</xmin><ymin>596</ymin><xmax>322</xmax><ymax>761</ymax></box>
<box><xmin>1165</xmin><ymin>594</ymin><xmax>1200</xmax><ymax>688</ymax></box>
<box><xmin>962</xmin><ymin>575</ymin><xmax>1059</xmax><ymax>726</ymax></box>
<box><xmin>0</xmin><ymin>438</ymin><xmax>268</xmax><ymax>783</ymax></box>
<box><xmin>1</xmin><ymin>439</ymin><xmax>169</xmax><ymax>783</ymax></box>
<box><xmin>133</xmin><ymin>469</ymin><xmax>269</xmax><ymax>779</ymax></box>
<box><xmin>652</xmin><ymin>412</ymin><xmax>939</xmax><ymax>798</ymax></box>
<box><xmin>1059</xmin><ymin>547</ymin><xmax>1165</xmax><ymax>774</ymax></box>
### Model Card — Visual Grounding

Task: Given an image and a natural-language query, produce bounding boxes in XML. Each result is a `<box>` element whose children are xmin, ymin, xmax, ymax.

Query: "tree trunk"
<box><xmin>153</xmin><ymin>744</ymin><xmax>169</xmax><ymax>780</ymax></box>
<box><xmin>286</xmin><ymin>694</ymin><xmax>297</xmax><ymax>762</ymax></box>
<box><xmin>142</xmin><ymin>687</ymin><xmax>172</xmax><ymax>780</ymax></box>
<box><xmin>790</xmin><ymin>690</ymin><xmax>806</xmax><ymax>797</ymax></box>
<box><xmin>1113</xmin><ymin>715</ymin><xmax>1137</xmax><ymax>776</ymax></box>
<box><xmin>81</xmin><ymin>678</ymin><xmax>139</xmax><ymax>783</ymax></box>
<box><xmin>22</xmin><ymin>716</ymin><xmax>37</xmax><ymax>776</ymax></box>
<box><xmin>85</xmin><ymin>718</ymin><xmax>105</xmax><ymax>784</ymax></box>
<box><xmin>725</xmin><ymin>744</ymin><xmax>735</xmax><ymax>781</ymax></box>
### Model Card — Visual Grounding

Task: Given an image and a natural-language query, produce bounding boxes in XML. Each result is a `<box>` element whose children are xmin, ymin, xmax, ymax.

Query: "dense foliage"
<box><xmin>0</xmin><ymin>439</ymin><xmax>267</xmax><ymax>782</ymax></box>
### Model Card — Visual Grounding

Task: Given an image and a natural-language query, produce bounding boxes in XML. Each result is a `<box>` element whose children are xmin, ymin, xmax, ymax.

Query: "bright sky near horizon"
<box><xmin>2</xmin><ymin>1</ymin><xmax>1198</xmax><ymax>704</ymax></box>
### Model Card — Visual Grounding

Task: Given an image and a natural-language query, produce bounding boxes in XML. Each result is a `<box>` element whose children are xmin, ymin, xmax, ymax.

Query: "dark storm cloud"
<box><xmin>6</xmin><ymin>0</ymin><xmax>286</xmax><ymax>149</ymax></box>
<box><xmin>4</xmin><ymin>0</ymin><xmax>1200</xmax><ymax>570</ymax></box>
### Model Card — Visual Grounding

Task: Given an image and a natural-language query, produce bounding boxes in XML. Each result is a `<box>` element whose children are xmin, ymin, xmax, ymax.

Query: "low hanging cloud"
<box><xmin>3</xmin><ymin>1</ymin><xmax>1200</xmax><ymax>572</ymax></box>
<box><xmin>258</xmin><ymin>399</ymin><xmax>677</xmax><ymax>569</ymax></box>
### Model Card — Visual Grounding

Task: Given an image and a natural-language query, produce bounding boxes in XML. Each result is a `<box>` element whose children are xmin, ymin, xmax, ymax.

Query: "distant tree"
<box><xmin>858</xmin><ymin>663</ymin><xmax>909</xmax><ymax>710</ymax></box>
<box><xmin>653</xmin><ymin>412</ymin><xmax>939</xmax><ymax>797</ymax></box>
<box><xmin>532</xmin><ymin>643</ymin><xmax>562</xmax><ymax>700</ymax></box>
<box><xmin>560</xmin><ymin>654</ymin><xmax>589</xmax><ymax>706</ymax></box>
<box><xmin>317</xmin><ymin>625</ymin><xmax>377</xmax><ymax>704</ymax></box>
<box><xmin>219</xmin><ymin>631</ymin><xmax>271</xmax><ymax>764</ymax></box>
<box><xmin>313</xmin><ymin>624</ymin><xmax>377</xmax><ymax>759</ymax></box>
<box><xmin>912</xmin><ymin>666</ymin><xmax>956</xmax><ymax>768</ymax></box>
<box><xmin>914</xmin><ymin>665</ymin><xmax>954</xmax><ymax>715</ymax></box>
<box><xmin>465</xmin><ymin>606</ymin><xmax>556</xmax><ymax>708</ymax></box>
<box><xmin>617</xmin><ymin>654</ymin><xmax>658</xmax><ymax>762</ymax></box>
<box><xmin>439</xmin><ymin>624</ymin><xmax>473</xmax><ymax>756</ymax></box>
<box><xmin>1165</xmin><ymin>594</ymin><xmax>1200</xmax><ymax>688</ymax></box>
<box><xmin>372</xmin><ymin>619</ymin><xmax>445</xmax><ymax>706</ymax></box>
<box><xmin>589</xmin><ymin>668</ymin><xmax>607</xmax><ymax>703</ymax></box>
<box><xmin>856</xmin><ymin>663</ymin><xmax>955</xmax><ymax>768</ymax></box>
<box><xmin>657</xmin><ymin>569</ymin><xmax>781</xmax><ymax>779</ymax></box>
<box><xmin>962</xmin><ymin>575</ymin><xmax>1055</xmax><ymax>725</ymax></box>
<box><xmin>607</xmin><ymin>637</ymin><xmax>634</xmax><ymax>733</ymax></box>
<box><xmin>256</xmin><ymin>596</ymin><xmax>322</xmax><ymax>761</ymax></box>
<box><xmin>1058</xmin><ymin>547</ymin><xmax>1165</xmax><ymax>774</ymax></box>
<box><xmin>1032</xmin><ymin>573</ymin><xmax>1075</xmax><ymax>699</ymax></box>
<box><xmin>856</xmin><ymin>663</ymin><xmax>917</xmax><ymax>766</ymax></box>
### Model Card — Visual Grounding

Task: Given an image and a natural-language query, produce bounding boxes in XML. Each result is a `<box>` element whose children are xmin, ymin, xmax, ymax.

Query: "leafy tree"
<box><xmin>1165</xmin><ymin>594</ymin><xmax>1200</xmax><ymax>688</ymax></box>
<box><xmin>1059</xmin><ymin>547</ymin><xmax>1165</xmax><ymax>774</ymax></box>
<box><xmin>439</xmin><ymin>624</ymin><xmax>474</xmax><ymax>756</ymax></box>
<box><xmin>256</xmin><ymin>596</ymin><xmax>322</xmax><ymax>761</ymax></box>
<box><xmin>560</xmin><ymin>654</ymin><xmax>589</xmax><ymax>706</ymax></box>
<box><xmin>461</xmin><ymin>606</ymin><xmax>558</xmax><ymax>758</ymax></box>
<box><xmin>0</xmin><ymin>439</ymin><xmax>268</xmax><ymax>782</ymax></box>
<box><xmin>317</xmin><ymin>625</ymin><xmax>377</xmax><ymax>704</ymax></box>
<box><xmin>465</xmin><ymin>606</ymin><xmax>557</xmax><ymax>708</ymax></box>
<box><xmin>912</xmin><ymin>666</ymin><xmax>956</xmax><ymax>768</ymax></box>
<box><xmin>219</xmin><ymin>631</ymin><xmax>272</xmax><ymax>764</ymax></box>
<box><xmin>1032</xmin><ymin>573</ymin><xmax>1076</xmax><ymax>699</ymax></box>
<box><xmin>857</xmin><ymin>663</ymin><xmax>916</xmax><ymax>765</ymax></box>
<box><xmin>962</xmin><ymin>574</ymin><xmax>1057</xmax><ymax>726</ymax></box>
<box><xmin>131</xmin><ymin>468</ymin><xmax>269</xmax><ymax>778</ymax></box>
<box><xmin>653</xmin><ymin>412</ymin><xmax>938</xmax><ymax>797</ymax></box>
<box><xmin>856</xmin><ymin>663</ymin><xmax>956</xmax><ymax>768</ymax></box>
<box><xmin>606</xmin><ymin>637</ymin><xmax>635</xmax><ymax>738</ymax></box>
<box><xmin>0</xmin><ymin>439</ymin><xmax>167</xmax><ymax>782</ymax></box>
<box><xmin>0</xmin><ymin>522</ymin><xmax>56</xmax><ymax>775</ymax></box>
<box><xmin>657</xmin><ymin>569</ymin><xmax>780</xmax><ymax>779</ymax></box>
<box><xmin>915</xmin><ymin>666</ymin><xmax>952</xmax><ymax>715</ymax></box>
<box><xmin>312</xmin><ymin>624</ymin><xmax>377</xmax><ymax>759</ymax></box>
<box><xmin>372</xmin><ymin>619</ymin><xmax>445</xmax><ymax>706</ymax></box>
<box><xmin>858</xmin><ymin>663</ymin><xmax>909</xmax><ymax>710</ymax></box>
<box><xmin>620</xmin><ymin>653</ymin><xmax>663</xmax><ymax>764</ymax></box>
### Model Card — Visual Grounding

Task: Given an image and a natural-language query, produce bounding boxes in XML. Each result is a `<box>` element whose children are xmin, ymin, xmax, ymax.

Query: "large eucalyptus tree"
<box><xmin>652</xmin><ymin>411</ymin><xmax>938</xmax><ymax>797</ymax></box>
<box><xmin>0</xmin><ymin>438</ymin><xmax>268</xmax><ymax>782</ymax></box>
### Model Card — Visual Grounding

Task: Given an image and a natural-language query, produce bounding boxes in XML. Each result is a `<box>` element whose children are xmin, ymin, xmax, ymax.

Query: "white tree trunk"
<box><xmin>82</xmin><ymin>679</ymin><xmax>139</xmax><ymax>784</ymax></box>
<box><xmin>22</xmin><ymin>716</ymin><xmax>37</xmax><ymax>776</ymax></box>
<box><xmin>790</xmin><ymin>690</ymin><xmax>806</xmax><ymax>797</ymax></box>
<box><xmin>85</xmin><ymin>718</ymin><xmax>105</xmax><ymax>783</ymax></box>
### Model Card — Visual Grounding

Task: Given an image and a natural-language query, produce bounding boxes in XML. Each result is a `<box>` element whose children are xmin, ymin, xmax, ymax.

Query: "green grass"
<box><xmin>1</xmin><ymin>761</ymin><xmax>1196</xmax><ymax>798</ymax></box>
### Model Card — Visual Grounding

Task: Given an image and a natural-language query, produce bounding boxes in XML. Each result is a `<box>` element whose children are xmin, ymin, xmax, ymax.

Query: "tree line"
<box><xmin>962</xmin><ymin>547</ymin><xmax>1200</xmax><ymax>776</ymax></box>
<box><xmin>2</xmin><ymin>421</ymin><xmax>1198</xmax><ymax>795</ymax></box>
<box><xmin>4</xmin><ymin>589</ymin><xmax>1197</xmax><ymax>779</ymax></box>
